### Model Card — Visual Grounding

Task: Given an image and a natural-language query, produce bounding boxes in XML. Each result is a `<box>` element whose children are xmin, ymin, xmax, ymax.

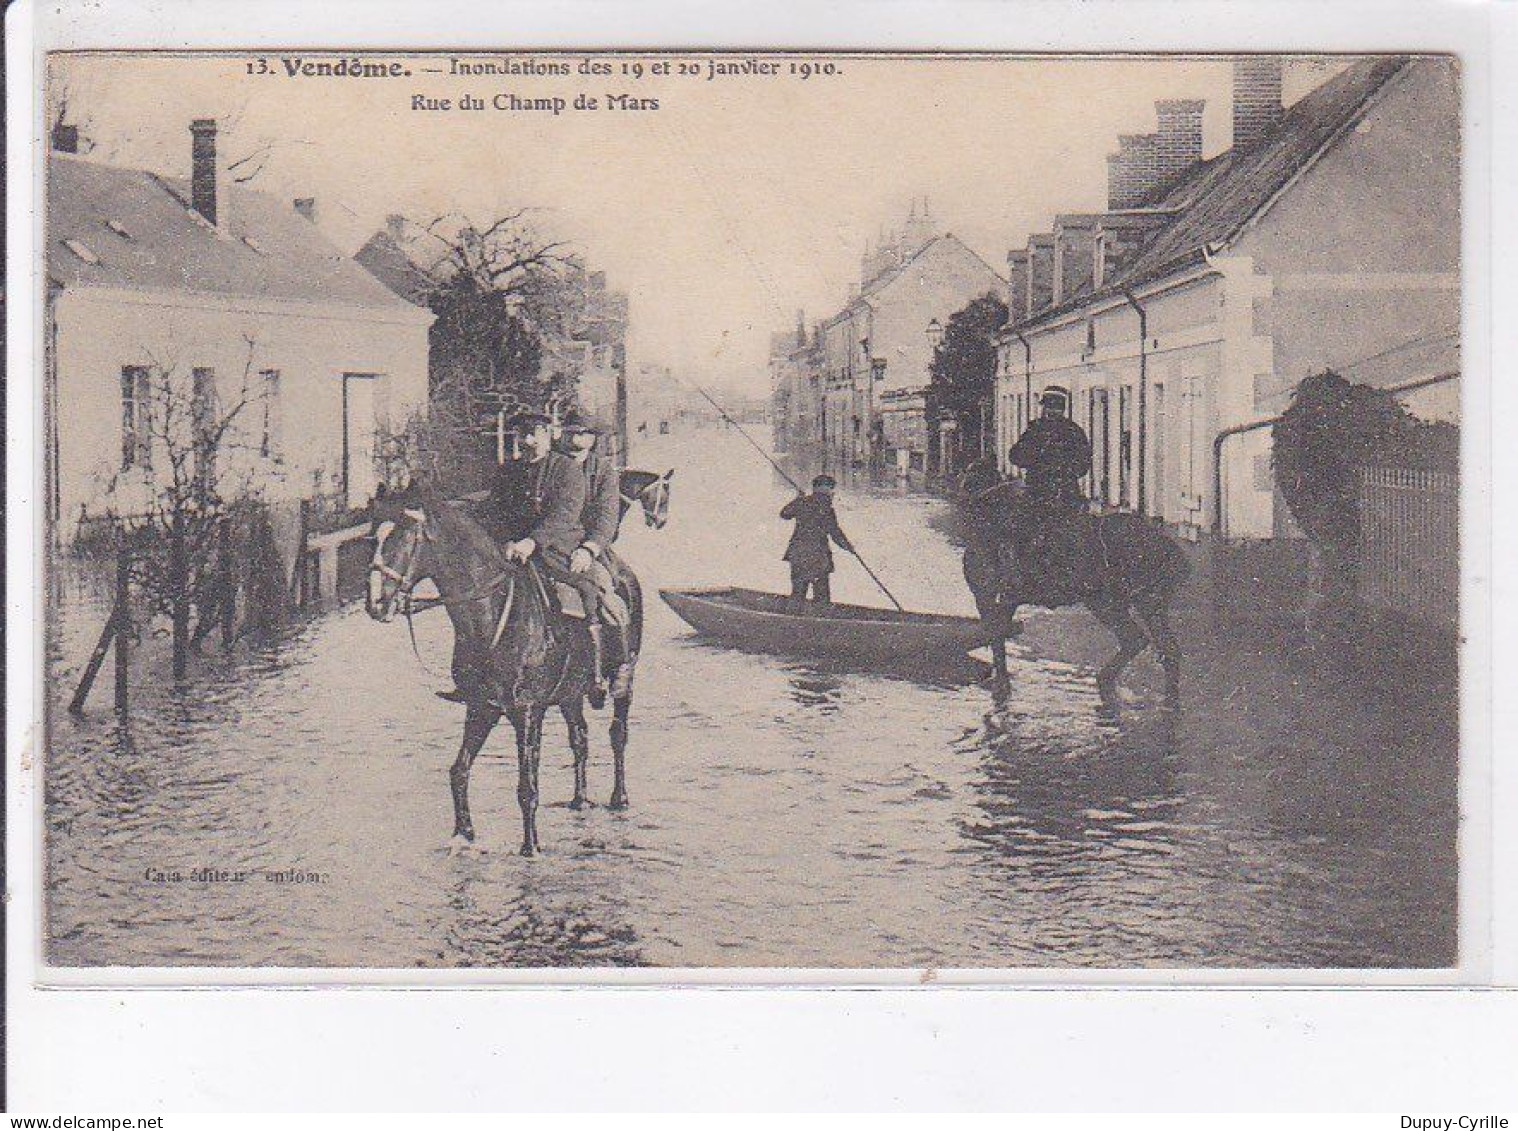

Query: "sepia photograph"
<box><xmin>34</xmin><ymin>47</ymin><xmax>1466</xmax><ymax>974</ymax></box>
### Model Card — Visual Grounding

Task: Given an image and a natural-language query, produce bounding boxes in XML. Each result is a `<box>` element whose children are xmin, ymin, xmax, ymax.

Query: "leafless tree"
<box><xmin>103</xmin><ymin>339</ymin><xmax>273</xmax><ymax>679</ymax></box>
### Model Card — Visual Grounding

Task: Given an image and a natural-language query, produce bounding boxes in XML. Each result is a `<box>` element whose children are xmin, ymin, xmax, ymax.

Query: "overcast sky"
<box><xmin>51</xmin><ymin>52</ymin><xmax>1339</xmax><ymax>395</ymax></box>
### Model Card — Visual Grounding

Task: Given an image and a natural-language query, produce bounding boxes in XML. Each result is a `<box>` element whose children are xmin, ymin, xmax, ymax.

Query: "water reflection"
<box><xmin>787</xmin><ymin>670</ymin><xmax>844</xmax><ymax>712</ymax></box>
<box><xmin>43</xmin><ymin>425</ymin><xmax>1456</xmax><ymax>970</ymax></box>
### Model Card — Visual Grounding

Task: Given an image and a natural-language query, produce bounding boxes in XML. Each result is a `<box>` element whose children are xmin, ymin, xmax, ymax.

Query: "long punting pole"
<box><xmin>686</xmin><ymin>381</ymin><xmax>906</xmax><ymax>613</ymax></box>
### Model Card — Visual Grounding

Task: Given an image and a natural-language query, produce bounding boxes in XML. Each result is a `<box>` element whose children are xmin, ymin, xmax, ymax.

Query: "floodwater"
<box><xmin>44</xmin><ymin>424</ymin><xmax>1457</xmax><ymax>970</ymax></box>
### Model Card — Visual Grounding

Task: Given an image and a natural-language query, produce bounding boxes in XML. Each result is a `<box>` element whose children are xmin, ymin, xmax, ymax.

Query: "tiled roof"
<box><xmin>353</xmin><ymin>230</ymin><xmax>436</xmax><ymax>306</ymax></box>
<box><xmin>1018</xmin><ymin>55</ymin><xmax>1414</xmax><ymax>329</ymax></box>
<box><xmin>48</xmin><ymin>153</ymin><xmax>429</xmax><ymax>316</ymax></box>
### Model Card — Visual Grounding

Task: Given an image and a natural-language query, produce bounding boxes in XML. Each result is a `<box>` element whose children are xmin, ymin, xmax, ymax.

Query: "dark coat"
<box><xmin>579</xmin><ymin>452</ymin><xmax>623</xmax><ymax>552</ymax></box>
<box><xmin>1008</xmin><ymin>415</ymin><xmax>1093</xmax><ymax>507</ymax></box>
<box><xmin>483</xmin><ymin>451</ymin><xmax>587</xmax><ymax>556</ymax></box>
<box><xmin>781</xmin><ymin>493</ymin><xmax>853</xmax><ymax>580</ymax></box>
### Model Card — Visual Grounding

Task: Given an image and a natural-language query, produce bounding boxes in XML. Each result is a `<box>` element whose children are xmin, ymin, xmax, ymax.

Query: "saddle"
<box><xmin>1001</xmin><ymin>508</ymin><xmax>1103</xmax><ymax>605</ymax></box>
<box><xmin>553</xmin><ymin>581</ymin><xmax>590</xmax><ymax>619</ymax></box>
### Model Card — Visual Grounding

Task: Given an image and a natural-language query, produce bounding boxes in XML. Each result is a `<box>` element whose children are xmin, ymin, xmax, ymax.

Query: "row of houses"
<box><xmin>45</xmin><ymin>118</ymin><xmax>629</xmax><ymax>547</ymax></box>
<box><xmin>771</xmin><ymin>55</ymin><xmax>1460</xmax><ymax>545</ymax></box>
<box><xmin>770</xmin><ymin>199</ymin><xmax>1006</xmax><ymax>475</ymax></box>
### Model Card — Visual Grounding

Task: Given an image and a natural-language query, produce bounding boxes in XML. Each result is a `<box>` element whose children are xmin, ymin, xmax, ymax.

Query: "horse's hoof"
<box><xmin>609</xmin><ymin>794</ymin><xmax>629</xmax><ymax>811</ymax></box>
<box><xmin>453</xmin><ymin>825</ymin><xmax>475</xmax><ymax>843</ymax></box>
<box><xmin>519</xmin><ymin>843</ymin><xmax>536</xmax><ymax>857</ymax></box>
<box><xmin>568</xmin><ymin>797</ymin><xmax>596</xmax><ymax>811</ymax></box>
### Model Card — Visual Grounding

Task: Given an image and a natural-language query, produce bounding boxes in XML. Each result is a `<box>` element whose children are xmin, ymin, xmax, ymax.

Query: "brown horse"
<box><xmin>961</xmin><ymin>479</ymin><xmax>1190</xmax><ymax>708</ymax></box>
<box><xmin>366</xmin><ymin>497</ymin><xmax>640</xmax><ymax>854</ymax></box>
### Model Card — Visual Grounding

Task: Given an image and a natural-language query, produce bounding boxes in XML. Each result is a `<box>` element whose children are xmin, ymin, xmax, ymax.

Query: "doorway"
<box><xmin>341</xmin><ymin>372</ymin><xmax>381</xmax><ymax>508</ymax></box>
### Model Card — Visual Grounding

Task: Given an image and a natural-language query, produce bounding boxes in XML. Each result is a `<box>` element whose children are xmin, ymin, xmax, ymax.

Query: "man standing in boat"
<box><xmin>781</xmin><ymin>474</ymin><xmax>855</xmax><ymax>604</ymax></box>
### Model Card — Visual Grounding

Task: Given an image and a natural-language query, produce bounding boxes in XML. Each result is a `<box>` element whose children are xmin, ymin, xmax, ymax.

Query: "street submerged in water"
<box><xmin>45</xmin><ymin>426</ymin><xmax>1455</xmax><ymax>969</ymax></box>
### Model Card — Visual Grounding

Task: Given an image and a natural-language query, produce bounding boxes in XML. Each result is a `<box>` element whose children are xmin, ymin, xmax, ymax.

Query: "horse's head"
<box><xmin>621</xmin><ymin>469</ymin><xmax>674</xmax><ymax>530</ymax></box>
<box><xmin>366</xmin><ymin>505</ymin><xmax>437</xmax><ymax>622</ymax></box>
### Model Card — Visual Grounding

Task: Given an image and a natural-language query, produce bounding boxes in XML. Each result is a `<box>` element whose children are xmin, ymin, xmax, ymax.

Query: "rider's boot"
<box><xmin>586</xmin><ymin>623</ymin><xmax>608</xmax><ymax>710</ymax></box>
<box><xmin>607</xmin><ymin>626</ymin><xmax>634</xmax><ymax>698</ymax></box>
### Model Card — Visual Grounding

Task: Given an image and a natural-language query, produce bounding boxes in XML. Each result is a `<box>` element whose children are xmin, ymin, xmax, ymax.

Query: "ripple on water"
<box><xmin>43</xmin><ymin>428</ymin><xmax>1457</xmax><ymax>970</ymax></box>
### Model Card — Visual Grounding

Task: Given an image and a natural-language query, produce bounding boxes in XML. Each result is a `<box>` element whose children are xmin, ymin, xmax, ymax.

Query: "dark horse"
<box><xmin>620</xmin><ymin>469</ymin><xmax>674</xmax><ymax>530</ymax></box>
<box><xmin>961</xmin><ymin>479</ymin><xmax>1190</xmax><ymax>708</ymax></box>
<box><xmin>366</xmin><ymin>496</ymin><xmax>642</xmax><ymax>855</ymax></box>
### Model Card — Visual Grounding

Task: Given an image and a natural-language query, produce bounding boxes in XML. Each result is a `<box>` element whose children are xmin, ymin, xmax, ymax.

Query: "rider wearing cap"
<box><xmin>1008</xmin><ymin>387</ymin><xmax>1092</xmax><ymax>509</ymax></box>
<box><xmin>1006</xmin><ymin>387</ymin><xmax>1093</xmax><ymax>593</ymax></box>
<box><xmin>442</xmin><ymin>409</ymin><xmax>626</xmax><ymax>704</ymax></box>
<box><xmin>557</xmin><ymin>408</ymin><xmax>634</xmax><ymax>701</ymax></box>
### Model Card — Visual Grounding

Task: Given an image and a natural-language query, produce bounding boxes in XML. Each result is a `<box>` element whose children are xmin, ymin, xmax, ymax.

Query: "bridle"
<box><xmin>369</xmin><ymin>513</ymin><xmax>517</xmax><ymax>672</ymax></box>
<box><xmin>621</xmin><ymin>472</ymin><xmax>671</xmax><ymax>527</ymax></box>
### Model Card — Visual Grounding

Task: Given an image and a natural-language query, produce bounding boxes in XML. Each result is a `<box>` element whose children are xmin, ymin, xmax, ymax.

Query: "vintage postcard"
<box><xmin>31</xmin><ymin>48</ymin><xmax>1471</xmax><ymax>977</ymax></box>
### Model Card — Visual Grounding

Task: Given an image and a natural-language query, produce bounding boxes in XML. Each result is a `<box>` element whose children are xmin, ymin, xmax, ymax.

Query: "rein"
<box><xmin>374</xmin><ymin>524</ymin><xmax>580</xmax><ymax>698</ymax></box>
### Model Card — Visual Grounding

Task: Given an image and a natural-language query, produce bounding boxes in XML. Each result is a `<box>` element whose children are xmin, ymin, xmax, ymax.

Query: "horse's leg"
<box><xmin>508</xmin><ymin>707</ymin><xmax>536</xmax><ymax>856</ymax></box>
<box><xmin>522</xmin><ymin>705</ymin><xmax>546</xmax><ymax>855</ymax></box>
<box><xmin>1136</xmin><ymin>600</ymin><xmax>1183</xmax><ymax>706</ymax></box>
<box><xmin>450</xmin><ymin>702</ymin><xmax>498</xmax><ymax>842</ymax></box>
<box><xmin>609</xmin><ymin>691</ymin><xmax>631</xmax><ymax>810</ymax></box>
<box><xmin>562</xmin><ymin>698</ymin><xmax>594</xmax><ymax>809</ymax></box>
<box><xmin>1090</xmin><ymin>599</ymin><xmax>1150</xmax><ymax>709</ymax></box>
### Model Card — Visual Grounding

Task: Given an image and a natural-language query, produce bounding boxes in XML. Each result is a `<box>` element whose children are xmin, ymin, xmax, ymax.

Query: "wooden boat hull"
<box><xmin>658</xmin><ymin>587</ymin><xmax>989</xmax><ymax>668</ymax></box>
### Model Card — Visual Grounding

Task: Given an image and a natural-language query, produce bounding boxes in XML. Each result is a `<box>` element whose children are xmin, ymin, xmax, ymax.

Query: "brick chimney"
<box><xmin>189</xmin><ymin>119</ymin><xmax>229</xmax><ymax>230</ymax></box>
<box><xmin>1233</xmin><ymin>56</ymin><xmax>1284</xmax><ymax>151</ymax></box>
<box><xmin>1155</xmin><ymin>99</ymin><xmax>1204</xmax><ymax>188</ymax></box>
<box><xmin>1026</xmin><ymin>234</ymin><xmax>1055</xmax><ymax>314</ymax></box>
<box><xmin>1005</xmin><ymin>249</ymin><xmax>1030</xmax><ymax>324</ymax></box>
<box><xmin>293</xmin><ymin>197</ymin><xmax>317</xmax><ymax>222</ymax></box>
<box><xmin>1107</xmin><ymin>133</ymin><xmax>1160</xmax><ymax>209</ymax></box>
<box><xmin>1053</xmin><ymin>215</ymin><xmax>1100</xmax><ymax>306</ymax></box>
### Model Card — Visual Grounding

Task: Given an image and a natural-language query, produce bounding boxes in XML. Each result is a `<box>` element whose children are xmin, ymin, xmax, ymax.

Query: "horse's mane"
<box><xmin>620</xmin><ymin>469</ymin><xmax>660</xmax><ymax>493</ymax></box>
<box><xmin>430</xmin><ymin>500</ymin><xmax>505</xmax><ymax>568</ymax></box>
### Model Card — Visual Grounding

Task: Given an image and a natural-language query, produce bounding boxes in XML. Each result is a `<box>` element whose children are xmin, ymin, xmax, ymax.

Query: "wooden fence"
<box><xmin>1357</xmin><ymin>466</ymin><xmax>1458</xmax><ymax>630</ymax></box>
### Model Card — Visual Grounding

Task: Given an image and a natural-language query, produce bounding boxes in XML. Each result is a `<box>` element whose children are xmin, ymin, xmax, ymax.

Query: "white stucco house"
<box><xmin>45</xmin><ymin>120</ymin><xmax>434</xmax><ymax>542</ymax></box>
<box><xmin>996</xmin><ymin>55</ymin><xmax>1459</xmax><ymax>541</ymax></box>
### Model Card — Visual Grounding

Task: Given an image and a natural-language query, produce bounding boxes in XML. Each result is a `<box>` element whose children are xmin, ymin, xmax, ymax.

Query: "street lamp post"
<box><xmin>925</xmin><ymin>318</ymin><xmax>946</xmax><ymax>476</ymax></box>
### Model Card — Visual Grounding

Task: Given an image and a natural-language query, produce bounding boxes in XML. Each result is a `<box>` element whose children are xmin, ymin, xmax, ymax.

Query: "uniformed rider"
<box><xmin>442</xmin><ymin>410</ymin><xmax>627</xmax><ymax>705</ymax></box>
<box><xmin>1006</xmin><ymin>387</ymin><xmax>1093</xmax><ymax>593</ymax></box>
<box><xmin>557</xmin><ymin>408</ymin><xmax>634</xmax><ymax>702</ymax></box>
